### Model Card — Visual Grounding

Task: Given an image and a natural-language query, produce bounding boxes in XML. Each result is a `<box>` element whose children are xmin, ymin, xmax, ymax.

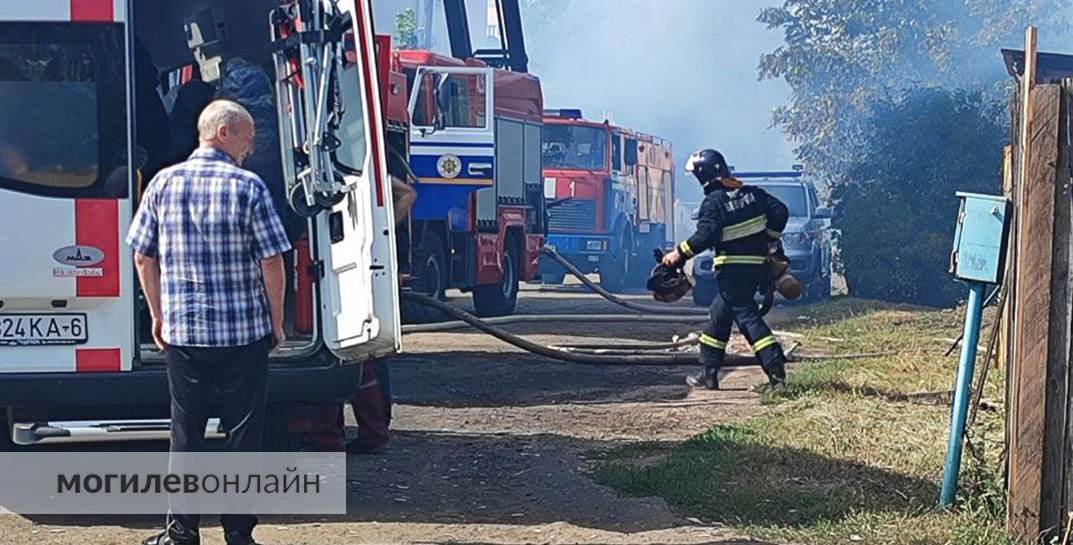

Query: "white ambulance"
<box><xmin>0</xmin><ymin>0</ymin><xmax>400</xmax><ymax>447</ymax></box>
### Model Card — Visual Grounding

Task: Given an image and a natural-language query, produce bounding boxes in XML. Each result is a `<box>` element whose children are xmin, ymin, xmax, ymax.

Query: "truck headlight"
<box><xmin>586</xmin><ymin>240</ymin><xmax>604</xmax><ymax>251</ymax></box>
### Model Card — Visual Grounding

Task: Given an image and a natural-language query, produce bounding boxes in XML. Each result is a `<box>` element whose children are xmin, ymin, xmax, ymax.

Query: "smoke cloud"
<box><xmin>521</xmin><ymin>0</ymin><xmax>794</xmax><ymax>202</ymax></box>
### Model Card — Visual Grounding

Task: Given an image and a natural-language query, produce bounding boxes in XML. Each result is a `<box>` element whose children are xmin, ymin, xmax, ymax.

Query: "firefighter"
<box><xmin>661</xmin><ymin>149</ymin><xmax>790</xmax><ymax>390</ymax></box>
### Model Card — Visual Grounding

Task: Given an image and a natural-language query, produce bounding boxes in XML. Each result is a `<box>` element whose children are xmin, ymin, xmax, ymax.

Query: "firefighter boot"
<box><xmin>686</xmin><ymin>366</ymin><xmax>719</xmax><ymax>390</ymax></box>
<box><xmin>755</xmin><ymin>341</ymin><xmax>787</xmax><ymax>392</ymax></box>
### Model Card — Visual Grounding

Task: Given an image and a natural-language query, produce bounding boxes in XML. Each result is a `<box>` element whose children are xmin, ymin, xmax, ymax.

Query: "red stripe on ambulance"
<box><xmin>70</xmin><ymin>0</ymin><xmax>113</xmax><ymax>22</ymax></box>
<box><xmin>76</xmin><ymin>348</ymin><xmax>120</xmax><ymax>372</ymax></box>
<box><xmin>75</xmin><ymin>199</ymin><xmax>120</xmax><ymax>297</ymax></box>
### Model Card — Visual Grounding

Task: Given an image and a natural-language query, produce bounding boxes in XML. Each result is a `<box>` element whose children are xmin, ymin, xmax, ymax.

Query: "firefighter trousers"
<box><xmin>698</xmin><ymin>264</ymin><xmax>786</xmax><ymax>381</ymax></box>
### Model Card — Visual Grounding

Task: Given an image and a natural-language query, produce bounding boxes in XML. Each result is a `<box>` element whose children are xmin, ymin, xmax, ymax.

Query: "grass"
<box><xmin>591</xmin><ymin>297</ymin><xmax>1015</xmax><ymax>544</ymax></box>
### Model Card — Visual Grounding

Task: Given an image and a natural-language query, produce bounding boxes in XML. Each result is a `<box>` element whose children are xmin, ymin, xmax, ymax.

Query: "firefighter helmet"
<box><xmin>685</xmin><ymin>148</ymin><xmax>731</xmax><ymax>185</ymax></box>
<box><xmin>647</xmin><ymin>250</ymin><xmax>693</xmax><ymax>303</ymax></box>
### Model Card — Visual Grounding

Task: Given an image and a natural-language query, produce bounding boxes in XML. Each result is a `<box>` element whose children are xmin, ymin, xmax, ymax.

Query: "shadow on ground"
<box><xmin>385</xmin><ymin>351</ymin><xmax>698</xmax><ymax>408</ymax></box>
<box><xmin>22</xmin><ymin>423</ymin><xmax>933</xmax><ymax>538</ymax></box>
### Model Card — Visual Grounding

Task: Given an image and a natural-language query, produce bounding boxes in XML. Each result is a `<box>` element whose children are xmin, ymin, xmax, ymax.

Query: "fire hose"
<box><xmin>399</xmin><ymin>245</ymin><xmax>889</xmax><ymax>366</ymax></box>
<box><xmin>401</xmin><ymin>292</ymin><xmax>891</xmax><ymax>366</ymax></box>
<box><xmin>401</xmin><ymin>245</ymin><xmax>710</xmax><ymax>335</ymax></box>
<box><xmin>539</xmin><ymin>246</ymin><xmax>711</xmax><ymax>316</ymax></box>
<box><xmin>402</xmin><ymin>291</ymin><xmax>756</xmax><ymax>366</ymax></box>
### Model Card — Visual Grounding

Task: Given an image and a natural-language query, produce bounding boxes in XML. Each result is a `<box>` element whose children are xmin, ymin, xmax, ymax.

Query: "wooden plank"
<box><xmin>1042</xmin><ymin>82</ymin><xmax>1073</xmax><ymax>536</ymax></box>
<box><xmin>1059</xmin><ymin>81</ymin><xmax>1073</xmax><ymax>539</ymax></box>
<box><xmin>1007</xmin><ymin>83</ymin><xmax>1061</xmax><ymax>539</ymax></box>
<box><xmin>1007</xmin><ymin>27</ymin><xmax>1039</xmax><ymax>539</ymax></box>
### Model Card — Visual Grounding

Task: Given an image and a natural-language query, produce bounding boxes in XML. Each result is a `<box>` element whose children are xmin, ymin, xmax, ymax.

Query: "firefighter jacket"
<box><xmin>677</xmin><ymin>183</ymin><xmax>789</xmax><ymax>268</ymax></box>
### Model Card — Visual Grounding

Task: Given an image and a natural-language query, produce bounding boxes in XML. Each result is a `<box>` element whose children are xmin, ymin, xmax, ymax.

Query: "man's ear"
<box><xmin>216</xmin><ymin>124</ymin><xmax>230</xmax><ymax>140</ymax></box>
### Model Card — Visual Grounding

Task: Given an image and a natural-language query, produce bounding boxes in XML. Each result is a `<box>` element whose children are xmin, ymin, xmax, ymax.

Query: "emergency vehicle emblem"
<box><xmin>437</xmin><ymin>154</ymin><xmax>462</xmax><ymax>179</ymax></box>
<box><xmin>53</xmin><ymin>245</ymin><xmax>105</xmax><ymax>268</ymax></box>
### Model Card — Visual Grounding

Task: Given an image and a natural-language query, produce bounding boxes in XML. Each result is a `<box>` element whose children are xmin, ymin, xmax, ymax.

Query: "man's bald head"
<box><xmin>197</xmin><ymin>99</ymin><xmax>256</xmax><ymax>166</ymax></box>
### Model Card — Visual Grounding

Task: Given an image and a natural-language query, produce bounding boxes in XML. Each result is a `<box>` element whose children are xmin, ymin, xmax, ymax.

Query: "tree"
<box><xmin>835</xmin><ymin>88</ymin><xmax>1005</xmax><ymax>306</ymax></box>
<box><xmin>758</xmin><ymin>0</ymin><xmax>1066</xmax><ymax>181</ymax></box>
<box><xmin>394</xmin><ymin>7</ymin><xmax>418</xmax><ymax>49</ymax></box>
<box><xmin>758</xmin><ymin>0</ymin><xmax>1067</xmax><ymax>306</ymax></box>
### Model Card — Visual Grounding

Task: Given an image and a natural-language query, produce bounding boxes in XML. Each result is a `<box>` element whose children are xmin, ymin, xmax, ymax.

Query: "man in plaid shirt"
<box><xmin>127</xmin><ymin>99</ymin><xmax>291</xmax><ymax>545</ymax></box>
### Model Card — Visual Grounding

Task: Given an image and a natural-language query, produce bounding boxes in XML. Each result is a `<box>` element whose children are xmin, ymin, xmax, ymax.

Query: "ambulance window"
<box><xmin>334</xmin><ymin>63</ymin><xmax>368</xmax><ymax>172</ymax></box>
<box><xmin>0</xmin><ymin>23</ymin><xmax>127</xmax><ymax>198</ymax></box>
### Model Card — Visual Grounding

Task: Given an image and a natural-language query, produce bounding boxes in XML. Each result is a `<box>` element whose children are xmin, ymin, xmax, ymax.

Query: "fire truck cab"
<box><xmin>540</xmin><ymin>110</ymin><xmax>674</xmax><ymax>291</ymax></box>
<box><xmin>0</xmin><ymin>0</ymin><xmax>400</xmax><ymax>446</ymax></box>
<box><xmin>396</xmin><ymin>49</ymin><xmax>544</xmax><ymax>318</ymax></box>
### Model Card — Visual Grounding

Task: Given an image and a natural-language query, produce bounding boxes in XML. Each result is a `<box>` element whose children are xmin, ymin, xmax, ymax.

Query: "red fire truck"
<box><xmin>389</xmin><ymin>0</ymin><xmax>546</xmax><ymax>319</ymax></box>
<box><xmin>540</xmin><ymin>110</ymin><xmax>674</xmax><ymax>291</ymax></box>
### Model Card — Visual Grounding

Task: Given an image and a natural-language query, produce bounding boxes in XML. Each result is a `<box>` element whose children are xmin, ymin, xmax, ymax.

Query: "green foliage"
<box><xmin>394</xmin><ymin>7</ymin><xmax>419</xmax><ymax>49</ymax></box>
<box><xmin>835</xmin><ymin>88</ymin><xmax>1005</xmax><ymax>306</ymax></box>
<box><xmin>758</xmin><ymin>0</ymin><xmax>1064</xmax><ymax>180</ymax></box>
<box><xmin>758</xmin><ymin>0</ymin><xmax>1067</xmax><ymax>306</ymax></box>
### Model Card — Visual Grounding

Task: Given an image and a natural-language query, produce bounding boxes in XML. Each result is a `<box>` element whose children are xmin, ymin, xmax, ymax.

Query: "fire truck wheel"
<box><xmin>403</xmin><ymin>231</ymin><xmax>449</xmax><ymax>323</ymax></box>
<box><xmin>473</xmin><ymin>237</ymin><xmax>520</xmax><ymax>317</ymax></box>
<box><xmin>598</xmin><ymin>226</ymin><xmax>634</xmax><ymax>293</ymax></box>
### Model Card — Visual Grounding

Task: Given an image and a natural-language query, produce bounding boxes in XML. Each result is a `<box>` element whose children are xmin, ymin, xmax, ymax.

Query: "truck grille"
<box><xmin>547</xmin><ymin>200</ymin><xmax>597</xmax><ymax>231</ymax></box>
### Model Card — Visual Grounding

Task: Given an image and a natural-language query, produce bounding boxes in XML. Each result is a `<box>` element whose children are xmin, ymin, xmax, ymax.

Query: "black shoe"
<box><xmin>686</xmin><ymin>368</ymin><xmax>719</xmax><ymax>390</ymax></box>
<box><xmin>224</xmin><ymin>531</ymin><xmax>259</xmax><ymax>545</ymax></box>
<box><xmin>142</xmin><ymin>531</ymin><xmax>197</xmax><ymax>545</ymax></box>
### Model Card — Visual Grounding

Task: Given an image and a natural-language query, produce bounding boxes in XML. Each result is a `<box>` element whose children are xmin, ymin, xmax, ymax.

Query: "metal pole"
<box><xmin>939</xmin><ymin>281</ymin><xmax>987</xmax><ymax>507</ymax></box>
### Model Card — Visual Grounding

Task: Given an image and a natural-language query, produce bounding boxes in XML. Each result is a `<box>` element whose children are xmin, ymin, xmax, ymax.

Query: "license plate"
<box><xmin>0</xmin><ymin>314</ymin><xmax>88</xmax><ymax>346</ymax></box>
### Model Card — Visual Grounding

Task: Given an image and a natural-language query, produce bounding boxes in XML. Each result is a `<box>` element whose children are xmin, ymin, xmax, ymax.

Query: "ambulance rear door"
<box><xmin>312</xmin><ymin>0</ymin><xmax>401</xmax><ymax>360</ymax></box>
<box><xmin>0</xmin><ymin>3</ymin><xmax>136</xmax><ymax>374</ymax></box>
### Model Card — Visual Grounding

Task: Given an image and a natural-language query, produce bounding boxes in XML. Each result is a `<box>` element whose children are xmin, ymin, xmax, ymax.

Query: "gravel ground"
<box><xmin>1</xmin><ymin>283</ymin><xmax>798</xmax><ymax>545</ymax></box>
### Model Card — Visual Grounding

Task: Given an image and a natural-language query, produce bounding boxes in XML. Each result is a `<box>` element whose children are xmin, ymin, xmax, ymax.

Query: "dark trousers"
<box><xmin>700</xmin><ymin>265</ymin><xmax>786</xmax><ymax>380</ymax></box>
<box><xmin>352</xmin><ymin>360</ymin><xmax>392</xmax><ymax>447</ymax></box>
<box><xmin>164</xmin><ymin>335</ymin><xmax>271</xmax><ymax>543</ymax></box>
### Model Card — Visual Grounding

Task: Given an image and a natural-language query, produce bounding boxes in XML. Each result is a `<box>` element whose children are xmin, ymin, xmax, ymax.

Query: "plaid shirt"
<box><xmin>126</xmin><ymin>147</ymin><xmax>292</xmax><ymax>347</ymax></box>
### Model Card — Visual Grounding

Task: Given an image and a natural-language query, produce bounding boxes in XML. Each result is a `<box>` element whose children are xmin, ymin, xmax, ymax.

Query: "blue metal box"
<box><xmin>951</xmin><ymin>192</ymin><xmax>1010</xmax><ymax>284</ymax></box>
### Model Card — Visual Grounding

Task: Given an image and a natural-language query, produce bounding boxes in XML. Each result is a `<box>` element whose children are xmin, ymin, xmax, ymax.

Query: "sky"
<box><xmin>372</xmin><ymin>0</ymin><xmax>800</xmax><ymax>202</ymax></box>
<box><xmin>521</xmin><ymin>0</ymin><xmax>796</xmax><ymax>200</ymax></box>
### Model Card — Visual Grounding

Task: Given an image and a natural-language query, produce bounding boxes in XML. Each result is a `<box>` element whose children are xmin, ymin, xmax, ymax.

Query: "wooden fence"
<box><xmin>1005</xmin><ymin>30</ymin><xmax>1073</xmax><ymax>541</ymax></box>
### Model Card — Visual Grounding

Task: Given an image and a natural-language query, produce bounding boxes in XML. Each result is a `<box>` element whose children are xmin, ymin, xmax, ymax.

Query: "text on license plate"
<box><xmin>0</xmin><ymin>314</ymin><xmax>88</xmax><ymax>346</ymax></box>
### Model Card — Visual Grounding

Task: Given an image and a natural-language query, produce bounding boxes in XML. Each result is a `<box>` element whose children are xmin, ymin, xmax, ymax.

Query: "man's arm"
<box><xmin>250</xmin><ymin>182</ymin><xmax>293</xmax><ymax>349</ymax></box>
<box><xmin>133</xmin><ymin>252</ymin><xmax>166</xmax><ymax>350</ymax></box>
<box><xmin>260</xmin><ymin>255</ymin><xmax>286</xmax><ymax>349</ymax></box>
<box><xmin>391</xmin><ymin>176</ymin><xmax>417</xmax><ymax>225</ymax></box>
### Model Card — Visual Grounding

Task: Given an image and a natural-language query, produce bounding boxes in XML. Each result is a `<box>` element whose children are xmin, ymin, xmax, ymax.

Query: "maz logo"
<box><xmin>53</xmin><ymin>245</ymin><xmax>105</xmax><ymax>268</ymax></box>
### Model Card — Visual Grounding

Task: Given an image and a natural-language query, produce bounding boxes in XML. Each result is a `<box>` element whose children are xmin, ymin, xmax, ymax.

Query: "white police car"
<box><xmin>691</xmin><ymin>173</ymin><xmax>833</xmax><ymax>306</ymax></box>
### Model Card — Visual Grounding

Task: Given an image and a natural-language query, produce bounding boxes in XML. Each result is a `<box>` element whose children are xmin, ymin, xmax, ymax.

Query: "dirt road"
<box><xmin>2</xmin><ymin>284</ymin><xmax>792</xmax><ymax>545</ymax></box>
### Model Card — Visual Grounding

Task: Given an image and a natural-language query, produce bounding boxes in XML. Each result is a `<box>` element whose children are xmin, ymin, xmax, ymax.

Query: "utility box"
<box><xmin>951</xmin><ymin>192</ymin><xmax>1010</xmax><ymax>284</ymax></box>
